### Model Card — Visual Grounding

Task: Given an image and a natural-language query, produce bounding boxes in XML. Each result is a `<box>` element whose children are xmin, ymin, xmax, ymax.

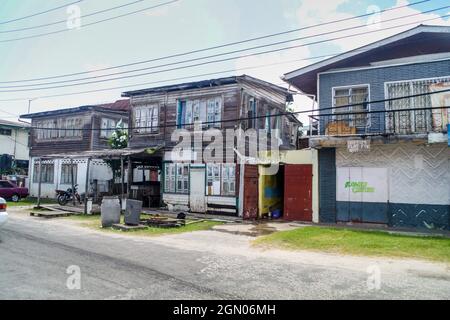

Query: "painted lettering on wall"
<box><xmin>345</xmin><ymin>181</ymin><xmax>375</xmax><ymax>193</ymax></box>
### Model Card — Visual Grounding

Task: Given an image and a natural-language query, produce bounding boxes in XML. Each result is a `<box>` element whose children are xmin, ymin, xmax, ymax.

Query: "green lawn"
<box><xmin>7</xmin><ymin>197</ymin><xmax>56</xmax><ymax>207</ymax></box>
<box><xmin>254</xmin><ymin>226</ymin><xmax>450</xmax><ymax>263</ymax></box>
<box><xmin>67</xmin><ymin>214</ymin><xmax>224</xmax><ymax>237</ymax></box>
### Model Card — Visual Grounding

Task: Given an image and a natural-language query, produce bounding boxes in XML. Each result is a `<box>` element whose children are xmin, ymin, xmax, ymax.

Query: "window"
<box><xmin>333</xmin><ymin>86</ymin><xmax>369</xmax><ymax>127</ymax></box>
<box><xmin>177</xmin><ymin>97</ymin><xmax>221</xmax><ymax>128</ymax></box>
<box><xmin>0</xmin><ymin>128</ymin><xmax>12</xmax><ymax>136</ymax></box>
<box><xmin>164</xmin><ymin>163</ymin><xmax>176</xmax><ymax>193</ymax></box>
<box><xmin>386</xmin><ymin>77</ymin><xmax>450</xmax><ymax>134</ymax></box>
<box><xmin>100</xmin><ymin>118</ymin><xmax>116</xmax><ymax>138</ymax></box>
<box><xmin>206</xmin><ymin>163</ymin><xmax>236</xmax><ymax>196</ymax></box>
<box><xmin>134</xmin><ymin>105</ymin><xmax>159</xmax><ymax>134</ymax></box>
<box><xmin>176</xmin><ymin>164</ymin><xmax>189</xmax><ymax>194</ymax></box>
<box><xmin>33</xmin><ymin>163</ymin><xmax>54</xmax><ymax>183</ymax></box>
<box><xmin>221</xmin><ymin>164</ymin><xmax>236</xmax><ymax>196</ymax></box>
<box><xmin>164</xmin><ymin>163</ymin><xmax>189</xmax><ymax>194</ymax></box>
<box><xmin>0</xmin><ymin>181</ymin><xmax>13</xmax><ymax>188</ymax></box>
<box><xmin>60</xmin><ymin>164</ymin><xmax>77</xmax><ymax>184</ymax></box>
<box><xmin>36</xmin><ymin>118</ymin><xmax>82</xmax><ymax>140</ymax></box>
<box><xmin>247</xmin><ymin>97</ymin><xmax>257</xmax><ymax>129</ymax></box>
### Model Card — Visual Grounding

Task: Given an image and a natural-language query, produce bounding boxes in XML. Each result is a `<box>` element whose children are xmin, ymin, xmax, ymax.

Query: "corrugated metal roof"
<box><xmin>0</xmin><ymin>119</ymin><xmax>30</xmax><ymax>128</ymax></box>
<box><xmin>20</xmin><ymin>99</ymin><xmax>130</xmax><ymax>119</ymax></box>
<box><xmin>122</xmin><ymin>74</ymin><xmax>290</xmax><ymax>97</ymax></box>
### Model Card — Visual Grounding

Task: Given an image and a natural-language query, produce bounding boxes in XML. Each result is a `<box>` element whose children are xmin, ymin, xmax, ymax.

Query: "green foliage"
<box><xmin>108</xmin><ymin>119</ymin><xmax>128</xmax><ymax>149</ymax></box>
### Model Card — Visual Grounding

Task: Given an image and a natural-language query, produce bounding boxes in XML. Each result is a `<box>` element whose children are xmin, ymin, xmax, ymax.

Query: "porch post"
<box><xmin>37</xmin><ymin>158</ymin><xmax>42</xmax><ymax>208</ymax></box>
<box><xmin>70</xmin><ymin>158</ymin><xmax>76</xmax><ymax>206</ymax></box>
<box><xmin>120</xmin><ymin>156</ymin><xmax>125</xmax><ymax>201</ymax></box>
<box><xmin>84</xmin><ymin>158</ymin><xmax>91</xmax><ymax>215</ymax></box>
<box><xmin>127</xmin><ymin>156</ymin><xmax>132</xmax><ymax>198</ymax></box>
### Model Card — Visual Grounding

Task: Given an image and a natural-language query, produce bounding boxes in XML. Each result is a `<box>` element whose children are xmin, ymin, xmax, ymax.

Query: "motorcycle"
<box><xmin>55</xmin><ymin>184</ymin><xmax>82</xmax><ymax>206</ymax></box>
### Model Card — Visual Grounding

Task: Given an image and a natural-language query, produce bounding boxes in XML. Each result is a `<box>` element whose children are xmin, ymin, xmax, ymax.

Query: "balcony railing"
<box><xmin>309</xmin><ymin>105</ymin><xmax>449</xmax><ymax>137</ymax></box>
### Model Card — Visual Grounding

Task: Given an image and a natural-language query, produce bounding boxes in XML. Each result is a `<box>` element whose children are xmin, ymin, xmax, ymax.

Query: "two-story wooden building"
<box><xmin>122</xmin><ymin>75</ymin><xmax>301</xmax><ymax>216</ymax></box>
<box><xmin>20</xmin><ymin>100</ymin><xmax>130</xmax><ymax>198</ymax></box>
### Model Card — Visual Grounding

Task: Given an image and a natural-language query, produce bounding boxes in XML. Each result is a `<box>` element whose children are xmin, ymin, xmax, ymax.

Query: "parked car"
<box><xmin>0</xmin><ymin>180</ymin><xmax>29</xmax><ymax>202</ymax></box>
<box><xmin>0</xmin><ymin>197</ymin><xmax>8</xmax><ymax>227</ymax></box>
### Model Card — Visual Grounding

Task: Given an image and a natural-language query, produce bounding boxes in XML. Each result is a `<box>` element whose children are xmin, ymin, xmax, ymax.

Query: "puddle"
<box><xmin>213</xmin><ymin>223</ymin><xmax>279</xmax><ymax>237</ymax></box>
<box><xmin>248</xmin><ymin>224</ymin><xmax>277</xmax><ymax>236</ymax></box>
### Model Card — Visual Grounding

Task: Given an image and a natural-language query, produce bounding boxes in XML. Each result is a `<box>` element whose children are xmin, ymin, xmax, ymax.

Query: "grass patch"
<box><xmin>67</xmin><ymin>214</ymin><xmax>224</xmax><ymax>237</ymax></box>
<box><xmin>254</xmin><ymin>226</ymin><xmax>450</xmax><ymax>263</ymax></box>
<box><xmin>7</xmin><ymin>197</ymin><xmax>56</xmax><ymax>207</ymax></box>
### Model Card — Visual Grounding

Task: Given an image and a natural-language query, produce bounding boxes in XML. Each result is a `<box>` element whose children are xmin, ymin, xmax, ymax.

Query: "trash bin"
<box><xmin>124</xmin><ymin>199</ymin><xmax>142</xmax><ymax>226</ymax></box>
<box><xmin>101</xmin><ymin>196</ymin><xmax>121</xmax><ymax>228</ymax></box>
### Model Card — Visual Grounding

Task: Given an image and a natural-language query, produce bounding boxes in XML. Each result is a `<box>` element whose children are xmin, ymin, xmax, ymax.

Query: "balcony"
<box><xmin>310</xmin><ymin>105</ymin><xmax>449</xmax><ymax>137</ymax></box>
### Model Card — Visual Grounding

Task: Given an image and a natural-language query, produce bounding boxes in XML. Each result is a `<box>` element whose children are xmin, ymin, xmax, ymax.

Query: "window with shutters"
<box><xmin>164</xmin><ymin>163</ymin><xmax>189</xmax><ymax>194</ymax></box>
<box><xmin>176</xmin><ymin>164</ymin><xmax>190</xmax><ymax>194</ymax></box>
<box><xmin>134</xmin><ymin>105</ymin><xmax>159</xmax><ymax>134</ymax></box>
<box><xmin>206</xmin><ymin>163</ymin><xmax>236</xmax><ymax>196</ymax></box>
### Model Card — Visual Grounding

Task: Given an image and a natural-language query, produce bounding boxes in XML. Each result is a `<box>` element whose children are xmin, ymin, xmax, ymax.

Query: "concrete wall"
<box><xmin>28</xmin><ymin>157</ymin><xmax>113</xmax><ymax>198</ymax></box>
<box><xmin>335</xmin><ymin>142</ymin><xmax>450</xmax><ymax>230</ymax></box>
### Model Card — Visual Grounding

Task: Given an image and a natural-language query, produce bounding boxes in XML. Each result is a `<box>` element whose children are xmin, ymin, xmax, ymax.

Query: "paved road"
<box><xmin>1</xmin><ymin>208</ymin><xmax>449</xmax><ymax>300</ymax></box>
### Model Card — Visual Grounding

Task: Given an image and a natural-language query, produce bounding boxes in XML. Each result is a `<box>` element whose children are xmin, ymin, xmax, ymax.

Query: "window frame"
<box><xmin>163</xmin><ymin>162</ymin><xmax>189</xmax><ymax>194</ymax></box>
<box><xmin>331</xmin><ymin>84</ymin><xmax>371</xmax><ymax>128</ymax></box>
<box><xmin>206</xmin><ymin>163</ymin><xmax>236</xmax><ymax>197</ymax></box>
<box><xmin>0</xmin><ymin>128</ymin><xmax>12</xmax><ymax>136</ymax></box>
<box><xmin>133</xmin><ymin>104</ymin><xmax>159</xmax><ymax>134</ymax></box>
<box><xmin>33</xmin><ymin>162</ymin><xmax>55</xmax><ymax>184</ymax></box>
<box><xmin>177</xmin><ymin>96</ymin><xmax>222</xmax><ymax>129</ymax></box>
<box><xmin>60</xmin><ymin>163</ymin><xmax>78</xmax><ymax>185</ymax></box>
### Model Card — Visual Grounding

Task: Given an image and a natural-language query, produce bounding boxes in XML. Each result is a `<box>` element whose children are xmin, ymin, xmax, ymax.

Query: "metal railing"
<box><xmin>309</xmin><ymin>105</ymin><xmax>450</xmax><ymax>136</ymax></box>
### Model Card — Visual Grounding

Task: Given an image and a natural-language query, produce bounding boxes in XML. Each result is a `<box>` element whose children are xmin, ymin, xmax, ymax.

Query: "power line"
<box><xmin>26</xmin><ymin>89</ymin><xmax>450</xmax><ymax>131</ymax></box>
<box><xmin>0</xmin><ymin>0</ymin><xmax>429</xmax><ymax>83</ymax></box>
<box><xmin>0</xmin><ymin>0</ymin><xmax>146</xmax><ymax>34</ymax></box>
<box><xmin>0</xmin><ymin>0</ymin><xmax>180</xmax><ymax>44</ymax></box>
<box><xmin>0</xmin><ymin>0</ymin><xmax>84</xmax><ymax>25</ymax></box>
<box><xmin>0</xmin><ymin>18</ymin><xmax>447</xmax><ymax>105</ymax></box>
<box><xmin>0</xmin><ymin>9</ymin><xmax>448</xmax><ymax>93</ymax></box>
<box><xmin>0</xmin><ymin>53</ymin><xmax>333</xmax><ymax>104</ymax></box>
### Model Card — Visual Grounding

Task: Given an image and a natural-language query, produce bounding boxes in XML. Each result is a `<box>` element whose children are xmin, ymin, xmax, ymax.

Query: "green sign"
<box><xmin>345</xmin><ymin>181</ymin><xmax>375</xmax><ymax>193</ymax></box>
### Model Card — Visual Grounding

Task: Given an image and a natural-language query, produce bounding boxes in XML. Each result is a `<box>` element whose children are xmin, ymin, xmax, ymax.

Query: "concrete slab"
<box><xmin>111</xmin><ymin>224</ymin><xmax>148</xmax><ymax>232</ymax></box>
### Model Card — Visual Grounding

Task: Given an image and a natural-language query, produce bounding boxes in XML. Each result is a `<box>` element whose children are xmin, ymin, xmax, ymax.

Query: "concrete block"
<box><xmin>124</xmin><ymin>199</ymin><xmax>142</xmax><ymax>226</ymax></box>
<box><xmin>101</xmin><ymin>196</ymin><xmax>121</xmax><ymax>228</ymax></box>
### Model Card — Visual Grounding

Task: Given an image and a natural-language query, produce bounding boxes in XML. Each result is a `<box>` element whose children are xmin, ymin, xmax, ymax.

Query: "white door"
<box><xmin>190</xmin><ymin>166</ymin><xmax>206</xmax><ymax>213</ymax></box>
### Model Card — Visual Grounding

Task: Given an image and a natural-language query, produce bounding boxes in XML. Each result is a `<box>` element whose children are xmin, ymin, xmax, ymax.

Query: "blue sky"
<box><xmin>0</xmin><ymin>0</ymin><xmax>448</xmax><ymax>121</ymax></box>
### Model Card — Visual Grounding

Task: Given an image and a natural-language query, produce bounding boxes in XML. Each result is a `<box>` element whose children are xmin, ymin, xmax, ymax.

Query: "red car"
<box><xmin>0</xmin><ymin>180</ymin><xmax>29</xmax><ymax>202</ymax></box>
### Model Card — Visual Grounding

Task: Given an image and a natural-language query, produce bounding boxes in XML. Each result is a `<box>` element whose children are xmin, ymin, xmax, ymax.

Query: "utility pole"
<box><xmin>27</xmin><ymin>99</ymin><xmax>36</xmax><ymax>114</ymax></box>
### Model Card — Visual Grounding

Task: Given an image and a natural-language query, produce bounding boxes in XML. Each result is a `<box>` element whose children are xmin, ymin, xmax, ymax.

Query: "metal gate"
<box><xmin>284</xmin><ymin>164</ymin><xmax>313</xmax><ymax>221</ymax></box>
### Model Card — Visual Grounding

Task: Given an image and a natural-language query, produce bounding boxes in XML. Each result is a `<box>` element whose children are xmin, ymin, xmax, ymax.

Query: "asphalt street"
<box><xmin>1</xmin><ymin>208</ymin><xmax>449</xmax><ymax>299</ymax></box>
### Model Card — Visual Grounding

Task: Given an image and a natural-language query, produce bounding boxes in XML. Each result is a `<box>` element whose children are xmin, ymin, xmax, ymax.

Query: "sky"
<box><xmin>0</xmin><ymin>0</ymin><xmax>449</xmax><ymax>125</ymax></box>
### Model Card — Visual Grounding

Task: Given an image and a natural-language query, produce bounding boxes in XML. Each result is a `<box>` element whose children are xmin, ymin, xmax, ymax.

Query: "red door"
<box><xmin>284</xmin><ymin>164</ymin><xmax>313</xmax><ymax>221</ymax></box>
<box><xmin>243</xmin><ymin>165</ymin><xmax>259</xmax><ymax>220</ymax></box>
